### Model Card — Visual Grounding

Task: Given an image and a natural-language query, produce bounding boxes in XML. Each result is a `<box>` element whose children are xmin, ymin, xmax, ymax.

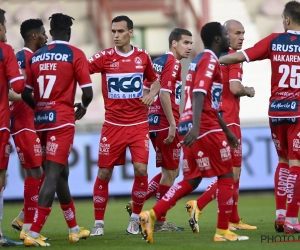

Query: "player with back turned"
<box><xmin>22</xmin><ymin>13</ymin><xmax>93</xmax><ymax>246</ymax></box>
<box><xmin>220</xmin><ymin>0</ymin><xmax>300</xmax><ymax>234</ymax></box>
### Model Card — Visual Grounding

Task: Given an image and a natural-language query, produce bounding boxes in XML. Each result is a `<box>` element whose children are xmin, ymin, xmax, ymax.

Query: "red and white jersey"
<box><xmin>26</xmin><ymin>40</ymin><xmax>92</xmax><ymax>131</ymax></box>
<box><xmin>178</xmin><ymin>49</ymin><xmax>223</xmax><ymax>138</ymax></box>
<box><xmin>219</xmin><ymin>49</ymin><xmax>243</xmax><ymax>125</ymax></box>
<box><xmin>10</xmin><ymin>48</ymin><xmax>36</xmax><ymax>135</ymax></box>
<box><xmin>88</xmin><ymin>46</ymin><xmax>157</xmax><ymax>126</ymax></box>
<box><xmin>144</xmin><ymin>52</ymin><xmax>182</xmax><ymax>131</ymax></box>
<box><xmin>242</xmin><ymin>30</ymin><xmax>300</xmax><ymax>118</ymax></box>
<box><xmin>0</xmin><ymin>42</ymin><xmax>25</xmax><ymax>132</ymax></box>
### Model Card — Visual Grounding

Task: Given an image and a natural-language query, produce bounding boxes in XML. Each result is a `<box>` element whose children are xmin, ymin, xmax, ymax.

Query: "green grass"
<box><xmin>3</xmin><ymin>192</ymin><xmax>300</xmax><ymax>249</ymax></box>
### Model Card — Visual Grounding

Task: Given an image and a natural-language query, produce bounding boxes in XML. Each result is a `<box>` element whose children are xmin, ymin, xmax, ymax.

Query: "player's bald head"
<box><xmin>223</xmin><ymin>19</ymin><xmax>244</xmax><ymax>32</ymax></box>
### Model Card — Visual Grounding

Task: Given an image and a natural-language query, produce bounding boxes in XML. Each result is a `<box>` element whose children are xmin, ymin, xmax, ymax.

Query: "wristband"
<box><xmin>81</xmin><ymin>102</ymin><xmax>87</xmax><ymax>109</ymax></box>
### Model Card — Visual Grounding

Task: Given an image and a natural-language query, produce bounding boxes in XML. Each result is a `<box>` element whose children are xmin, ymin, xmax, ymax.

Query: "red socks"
<box><xmin>286</xmin><ymin>166</ymin><xmax>300</xmax><ymax>218</ymax></box>
<box><xmin>60</xmin><ymin>200</ymin><xmax>77</xmax><ymax>228</ymax></box>
<box><xmin>216</xmin><ymin>178</ymin><xmax>234</xmax><ymax>230</ymax></box>
<box><xmin>229</xmin><ymin>179</ymin><xmax>240</xmax><ymax>223</ymax></box>
<box><xmin>24</xmin><ymin>177</ymin><xmax>40</xmax><ymax>224</ymax></box>
<box><xmin>30</xmin><ymin>206</ymin><xmax>51</xmax><ymax>233</ymax></box>
<box><xmin>156</xmin><ymin>184</ymin><xmax>171</xmax><ymax>222</ymax></box>
<box><xmin>132</xmin><ymin>175</ymin><xmax>148</xmax><ymax>214</ymax></box>
<box><xmin>274</xmin><ymin>162</ymin><xmax>289</xmax><ymax>210</ymax></box>
<box><xmin>153</xmin><ymin>180</ymin><xmax>194</xmax><ymax>219</ymax></box>
<box><xmin>93</xmin><ymin>177</ymin><xmax>109</xmax><ymax>220</ymax></box>
<box><xmin>197</xmin><ymin>180</ymin><xmax>217</xmax><ymax>211</ymax></box>
<box><xmin>145</xmin><ymin>173</ymin><xmax>162</xmax><ymax>200</ymax></box>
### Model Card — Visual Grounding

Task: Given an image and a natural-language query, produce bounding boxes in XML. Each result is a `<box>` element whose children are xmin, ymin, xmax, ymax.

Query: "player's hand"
<box><xmin>74</xmin><ymin>102</ymin><xmax>87</xmax><ymax>120</ymax></box>
<box><xmin>140</xmin><ymin>92</ymin><xmax>155</xmax><ymax>107</ymax></box>
<box><xmin>183</xmin><ymin>126</ymin><xmax>198</xmax><ymax>147</ymax></box>
<box><xmin>245</xmin><ymin>86</ymin><xmax>255</xmax><ymax>97</ymax></box>
<box><xmin>226</xmin><ymin>131</ymin><xmax>239</xmax><ymax>149</ymax></box>
<box><xmin>164</xmin><ymin>124</ymin><xmax>176</xmax><ymax>144</ymax></box>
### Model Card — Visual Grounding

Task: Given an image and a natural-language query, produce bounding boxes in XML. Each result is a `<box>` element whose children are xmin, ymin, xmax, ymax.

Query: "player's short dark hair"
<box><xmin>0</xmin><ymin>9</ymin><xmax>6</xmax><ymax>25</ymax></box>
<box><xmin>283</xmin><ymin>0</ymin><xmax>300</xmax><ymax>25</ymax></box>
<box><xmin>49</xmin><ymin>13</ymin><xmax>74</xmax><ymax>33</ymax></box>
<box><xmin>20</xmin><ymin>19</ymin><xmax>44</xmax><ymax>40</ymax></box>
<box><xmin>168</xmin><ymin>28</ymin><xmax>192</xmax><ymax>48</ymax></box>
<box><xmin>112</xmin><ymin>15</ymin><xmax>133</xmax><ymax>30</ymax></box>
<box><xmin>200</xmin><ymin>22</ymin><xmax>223</xmax><ymax>47</ymax></box>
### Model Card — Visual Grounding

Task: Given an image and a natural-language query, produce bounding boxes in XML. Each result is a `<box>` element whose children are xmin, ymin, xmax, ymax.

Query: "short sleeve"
<box><xmin>88</xmin><ymin>51</ymin><xmax>105</xmax><ymax>74</ymax></box>
<box><xmin>144</xmin><ymin>53</ymin><xmax>157</xmax><ymax>83</ymax></box>
<box><xmin>243</xmin><ymin>34</ymin><xmax>273</xmax><ymax>62</ymax></box>
<box><xmin>74</xmin><ymin>49</ymin><xmax>93</xmax><ymax>88</ymax></box>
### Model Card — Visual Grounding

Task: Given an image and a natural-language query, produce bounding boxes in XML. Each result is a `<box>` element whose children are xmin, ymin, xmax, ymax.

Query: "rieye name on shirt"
<box><xmin>39</xmin><ymin>63</ymin><xmax>57</xmax><ymax>71</ymax></box>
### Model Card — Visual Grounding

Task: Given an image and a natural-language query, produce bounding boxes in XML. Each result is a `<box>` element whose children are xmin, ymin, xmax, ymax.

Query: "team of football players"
<box><xmin>0</xmin><ymin>0</ymin><xmax>299</xmax><ymax>247</ymax></box>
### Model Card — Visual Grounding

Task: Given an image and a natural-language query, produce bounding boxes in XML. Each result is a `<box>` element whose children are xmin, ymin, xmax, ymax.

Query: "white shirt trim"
<box><xmin>23</xmin><ymin>47</ymin><xmax>33</xmax><ymax>53</ymax></box>
<box><xmin>114</xmin><ymin>46</ymin><xmax>134</xmax><ymax>57</ymax></box>
<box><xmin>204</xmin><ymin>49</ymin><xmax>219</xmax><ymax>61</ymax></box>
<box><xmin>229</xmin><ymin>79</ymin><xmax>242</xmax><ymax>83</ymax></box>
<box><xmin>160</xmin><ymin>88</ymin><xmax>172</xmax><ymax>93</ymax></box>
<box><xmin>35</xmin><ymin>123</ymin><xmax>74</xmax><ymax>132</ymax></box>
<box><xmin>11</xmin><ymin>128</ymin><xmax>36</xmax><ymax>136</ymax></box>
<box><xmin>104</xmin><ymin>120</ymin><xmax>148</xmax><ymax>126</ymax></box>
<box><xmin>143</xmin><ymin>86</ymin><xmax>150</xmax><ymax>90</ymax></box>
<box><xmin>10</xmin><ymin>76</ymin><xmax>24</xmax><ymax>83</ymax></box>
<box><xmin>193</xmin><ymin>89</ymin><xmax>207</xmax><ymax>95</ymax></box>
<box><xmin>0</xmin><ymin>127</ymin><xmax>9</xmax><ymax>132</ymax></box>
<box><xmin>80</xmin><ymin>83</ymin><xmax>93</xmax><ymax>88</ymax></box>
<box><xmin>49</xmin><ymin>40</ymin><xmax>69</xmax><ymax>45</ymax></box>
<box><xmin>25</xmin><ymin>84</ymin><xmax>34</xmax><ymax>90</ymax></box>
<box><xmin>287</xmin><ymin>30</ymin><xmax>300</xmax><ymax>35</ymax></box>
<box><xmin>179</xmin><ymin>128</ymin><xmax>223</xmax><ymax>143</ymax></box>
<box><xmin>227</xmin><ymin>123</ymin><xmax>240</xmax><ymax>127</ymax></box>
<box><xmin>241</xmin><ymin>50</ymin><xmax>250</xmax><ymax>62</ymax></box>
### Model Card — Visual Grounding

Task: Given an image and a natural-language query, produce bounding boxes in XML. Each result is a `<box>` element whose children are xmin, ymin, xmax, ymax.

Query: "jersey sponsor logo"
<box><xmin>107</xmin><ymin>73</ymin><xmax>143</xmax><ymax>99</ymax></box>
<box><xmin>135</xmin><ymin>57</ymin><xmax>142</xmax><ymax>65</ymax></box>
<box><xmin>188</xmin><ymin>63</ymin><xmax>197</xmax><ymax>71</ymax></box>
<box><xmin>270</xmin><ymin>117</ymin><xmax>298</xmax><ymax>126</ymax></box>
<box><xmin>148</xmin><ymin>114</ymin><xmax>161</xmax><ymax>126</ymax></box>
<box><xmin>269</xmin><ymin>100</ymin><xmax>298</xmax><ymax>112</ymax></box>
<box><xmin>211</xmin><ymin>82</ymin><xmax>223</xmax><ymax>110</ymax></box>
<box><xmin>153</xmin><ymin>63</ymin><xmax>163</xmax><ymax>72</ymax></box>
<box><xmin>31</xmin><ymin>53</ymin><xmax>70</xmax><ymax>63</ymax></box>
<box><xmin>34</xmin><ymin>110</ymin><xmax>57</xmax><ymax>125</ymax></box>
<box><xmin>175</xmin><ymin>81</ymin><xmax>182</xmax><ymax>105</ymax></box>
<box><xmin>110</xmin><ymin>62</ymin><xmax>119</xmax><ymax>68</ymax></box>
<box><xmin>271</xmin><ymin>44</ymin><xmax>300</xmax><ymax>53</ymax></box>
<box><xmin>178</xmin><ymin>120</ymin><xmax>193</xmax><ymax>136</ymax></box>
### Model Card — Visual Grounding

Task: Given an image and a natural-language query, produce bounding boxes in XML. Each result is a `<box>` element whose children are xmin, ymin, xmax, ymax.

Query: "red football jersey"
<box><xmin>178</xmin><ymin>50</ymin><xmax>223</xmax><ymax>137</ymax></box>
<box><xmin>0</xmin><ymin>42</ymin><xmax>25</xmax><ymax>131</ymax></box>
<box><xmin>243</xmin><ymin>30</ymin><xmax>300</xmax><ymax>118</ymax></box>
<box><xmin>219</xmin><ymin>49</ymin><xmax>243</xmax><ymax>125</ymax></box>
<box><xmin>10</xmin><ymin>48</ymin><xmax>36</xmax><ymax>135</ymax></box>
<box><xmin>145</xmin><ymin>52</ymin><xmax>182</xmax><ymax>131</ymax></box>
<box><xmin>88</xmin><ymin>46</ymin><xmax>157</xmax><ymax>125</ymax></box>
<box><xmin>26</xmin><ymin>41</ymin><xmax>92</xmax><ymax>131</ymax></box>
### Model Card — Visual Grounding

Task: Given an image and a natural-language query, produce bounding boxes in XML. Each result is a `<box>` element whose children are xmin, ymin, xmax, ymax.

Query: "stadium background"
<box><xmin>3</xmin><ymin>0</ymin><xmax>287</xmax><ymax>199</ymax></box>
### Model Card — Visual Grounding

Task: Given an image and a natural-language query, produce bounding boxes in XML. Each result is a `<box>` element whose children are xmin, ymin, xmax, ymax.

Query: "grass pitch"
<box><xmin>3</xmin><ymin>192</ymin><xmax>300</xmax><ymax>249</ymax></box>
